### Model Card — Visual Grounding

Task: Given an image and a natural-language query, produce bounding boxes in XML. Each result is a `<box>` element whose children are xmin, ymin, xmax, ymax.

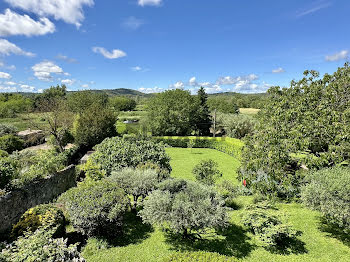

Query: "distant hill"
<box><xmin>84</xmin><ymin>88</ymin><xmax>151</xmax><ymax>97</ymax></box>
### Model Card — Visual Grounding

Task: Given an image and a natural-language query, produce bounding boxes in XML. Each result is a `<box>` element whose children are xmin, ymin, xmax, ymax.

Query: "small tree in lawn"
<box><xmin>192</xmin><ymin>159</ymin><xmax>222</xmax><ymax>185</ymax></box>
<box><xmin>109</xmin><ymin>168</ymin><xmax>159</xmax><ymax>211</ymax></box>
<box><xmin>139</xmin><ymin>179</ymin><xmax>229</xmax><ymax>238</ymax></box>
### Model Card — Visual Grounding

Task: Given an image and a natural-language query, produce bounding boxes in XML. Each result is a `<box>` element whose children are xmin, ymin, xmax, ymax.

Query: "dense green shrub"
<box><xmin>0</xmin><ymin>124</ymin><xmax>18</xmax><ymax>137</ymax></box>
<box><xmin>11</xmin><ymin>204</ymin><xmax>65</xmax><ymax>239</ymax></box>
<box><xmin>58</xmin><ymin>179</ymin><xmax>129</xmax><ymax>237</ymax></box>
<box><xmin>0</xmin><ymin>157</ymin><xmax>18</xmax><ymax>189</ymax></box>
<box><xmin>208</xmin><ymin>97</ymin><xmax>239</xmax><ymax>114</ymax></box>
<box><xmin>109</xmin><ymin>96</ymin><xmax>137</xmax><ymax>111</ymax></box>
<box><xmin>90</xmin><ymin>137</ymin><xmax>171</xmax><ymax>175</ymax></box>
<box><xmin>193</xmin><ymin>159</ymin><xmax>222</xmax><ymax>185</ymax></box>
<box><xmin>109</xmin><ymin>168</ymin><xmax>159</xmax><ymax>210</ymax></box>
<box><xmin>0</xmin><ymin>135</ymin><xmax>24</xmax><ymax>153</ymax></box>
<box><xmin>240</xmin><ymin>64</ymin><xmax>350</xmax><ymax>199</ymax></box>
<box><xmin>0</xmin><ymin>94</ymin><xmax>33</xmax><ymax>118</ymax></box>
<box><xmin>73</xmin><ymin>104</ymin><xmax>118</xmax><ymax>148</ymax></box>
<box><xmin>153</xmin><ymin>136</ymin><xmax>244</xmax><ymax>158</ymax></box>
<box><xmin>0</xmin><ymin>228</ymin><xmax>85</xmax><ymax>262</ymax></box>
<box><xmin>242</xmin><ymin>203</ymin><xmax>301</xmax><ymax>249</ymax></box>
<box><xmin>301</xmin><ymin>167</ymin><xmax>350</xmax><ymax>232</ymax></box>
<box><xmin>147</xmin><ymin>89</ymin><xmax>198</xmax><ymax>136</ymax></box>
<box><xmin>0</xmin><ymin>150</ymin><xmax>8</xmax><ymax>157</ymax></box>
<box><xmin>218</xmin><ymin>114</ymin><xmax>257</xmax><ymax>139</ymax></box>
<box><xmin>67</xmin><ymin>90</ymin><xmax>108</xmax><ymax>113</ymax></box>
<box><xmin>163</xmin><ymin>251</ymin><xmax>238</xmax><ymax>261</ymax></box>
<box><xmin>139</xmin><ymin>179</ymin><xmax>229</xmax><ymax>237</ymax></box>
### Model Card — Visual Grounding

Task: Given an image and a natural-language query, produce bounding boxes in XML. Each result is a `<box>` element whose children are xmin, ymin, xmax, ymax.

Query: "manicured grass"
<box><xmin>239</xmin><ymin>108</ymin><xmax>260</xmax><ymax>115</ymax></box>
<box><xmin>0</xmin><ymin>113</ymin><xmax>48</xmax><ymax>131</ymax></box>
<box><xmin>165</xmin><ymin>147</ymin><xmax>241</xmax><ymax>185</ymax></box>
<box><xmin>82</xmin><ymin>147</ymin><xmax>350</xmax><ymax>262</ymax></box>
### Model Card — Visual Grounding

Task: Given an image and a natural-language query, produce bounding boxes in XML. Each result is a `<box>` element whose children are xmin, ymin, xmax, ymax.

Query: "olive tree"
<box><xmin>109</xmin><ymin>168</ymin><xmax>159</xmax><ymax>211</ymax></box>
<box><xmin>139</xmin><ymin>179</ymin><xmax>229</xmax><ymax>238</ymax></box>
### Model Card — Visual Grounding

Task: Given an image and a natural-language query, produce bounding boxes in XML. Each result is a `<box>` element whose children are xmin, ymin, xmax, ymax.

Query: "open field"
<box><xmin>239</xmin><ymin>108</ymin><xmax>260</xmax><ymax>115</ymax></box>
<box><xmin>0</xmin><ymin>113</ymin><xmax>48</xmax><ymax>131</ymax></box>
<box><xmin>82</xmin><ymin>147</ymin><xmax>350</xmax><ymax>262</ymax></box>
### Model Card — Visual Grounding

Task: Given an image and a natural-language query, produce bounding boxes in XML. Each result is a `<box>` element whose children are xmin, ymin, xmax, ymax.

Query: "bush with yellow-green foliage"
<box><xmin>11</xmin><ymin>204</ymin><xmax>65</xmax><ymax>239</ymax></box>
<box><xmin>163</xmin><ymin>251</ymin><xmax>238</xmax><ymax>261</ymax></box>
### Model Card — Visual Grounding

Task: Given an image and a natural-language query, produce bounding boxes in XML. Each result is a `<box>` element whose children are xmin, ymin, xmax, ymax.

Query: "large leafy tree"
<box><xmin>147</xmin><ymin>89</ymin><xmax>197</xmax><ymax>136</ymax></box>
<box><xmin>240</xmin><ymin>64</ymin><xmax>350</xmax><ymax>198</ymax></box>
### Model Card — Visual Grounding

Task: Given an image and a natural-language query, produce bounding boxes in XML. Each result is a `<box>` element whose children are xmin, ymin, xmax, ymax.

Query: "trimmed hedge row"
<box><xmin>152</xmin><ymin>136</ymin><xmax>244</xmax><ymax>158</ymax></box>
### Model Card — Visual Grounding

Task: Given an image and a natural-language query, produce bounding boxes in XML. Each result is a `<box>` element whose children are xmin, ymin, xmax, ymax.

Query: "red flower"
<box><xmin>243</xmin><ymin>179</ymin><xmax>247</xmax><ymax>187</ymax></box>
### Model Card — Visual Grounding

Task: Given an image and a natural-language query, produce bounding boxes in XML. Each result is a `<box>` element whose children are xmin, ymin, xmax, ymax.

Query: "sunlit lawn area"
<box><xmin>239</xmin><ymin>108</ymin><xmax>260</xmax><ymax>115</ymax></box>
<box><xmin>82</xmin><ymin>147</ymin><xmax>350</xmax><ymax>262</ymax></box>
<box><xmin>165</xmin><ymin>147</ymin><xmax>241</xmax><ymax>185</ymax></box>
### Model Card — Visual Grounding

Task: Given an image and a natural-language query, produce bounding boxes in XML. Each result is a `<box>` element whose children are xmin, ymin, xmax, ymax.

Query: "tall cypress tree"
<box><xmin>195</xmin><ymin>87</ymin><xmax>212</xmax><ymax>135</ymax></box>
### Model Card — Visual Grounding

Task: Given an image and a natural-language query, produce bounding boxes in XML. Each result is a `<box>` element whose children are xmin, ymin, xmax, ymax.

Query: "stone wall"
<box><xmin>0</xmin><ymin>165</ymin><xmax>76</xmax><ymax>236</ymax></box>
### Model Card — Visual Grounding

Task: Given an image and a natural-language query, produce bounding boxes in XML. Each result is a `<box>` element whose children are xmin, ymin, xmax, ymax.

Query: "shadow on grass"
<box><xmin>266</xmin><ymin>236</ymin><xmax>307</xmax><ymax>255</ymax></box>
<box><xmin>164</xmin><ymin>224</ymin><xmax>255</xmax><ymax>259</ymax></box>
<box><xmin>319</xmin><ymin>218</ymin><xmax>350</xmax><ymax>247</ymax></box>
<box><xmin>107</xmin><ymin>211</ymin><xmax>154</xmax><ymax>247</ymax></box>
<box><xmin>66</xmin><ymin>231</ymin><xmax>87</xmax><ymax>251</ymax></box>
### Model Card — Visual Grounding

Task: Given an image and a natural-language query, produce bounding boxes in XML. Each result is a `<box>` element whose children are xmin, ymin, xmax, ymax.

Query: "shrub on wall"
<box><xmin>11</xmin><ymin>204</ymin><xmax>65</xmax><ymax>239</ymax></box>
<box><xmin>301</xmin><ymin>166</ymin><xmax>350</xmax><ymax>232</ymax></box>
<box><xmin>0</xmin><ymin>157</ymin><xmax>18</xmax><ymax>190</ymax></box>
<box><xmin>0</xmin><ymin>124</ymin><xmax>18</xmax><ymax>137</ymax></box>
<box><xmin>58</xmin><ymin>179</ymin><xmax>129</xmax><ymax>237</ymax></box>
<box><xmin>90</xmin><ymin>137</ymin><xmax>171</xmax><ymax>175</ymax></box>
<box><xmin>0</xmin><ymin>135</ymin><xmax>24</xmax><ymax>154</ymax></box>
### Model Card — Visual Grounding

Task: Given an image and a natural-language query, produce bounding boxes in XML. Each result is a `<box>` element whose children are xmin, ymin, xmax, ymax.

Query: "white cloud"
<box><xmin>272</xmin><ymin>67</ymin><xmax>285</xmax><ymax>73</ymax></box>
<box><xmin>138</xmin><ymin>86</ymin><xmax>164</xmax><ymax>93</ymax></box>
<box><xmin>0</xmin><ymin>9</ymin><xmax>55</xmax><ymax>37</ymax></box>
<box><xmin>5</xmin><ymin>0</ymin><xmax>94</xmax><ymax>28</ymax></box>
<box><xmin>0</xmin><ymin>62</ymin><xmax>16</xmax><ymax>70</ymax></box>
<box><xmin>0</xmin><ymin>72</ymin><xmax>11</xmax><ymax>79</ymax></box>
<box><xmin>0</xmin><ymin>85</ymin><xmax>17</xmax><ymax>92</ymax></box>
<box><xmin>169</xmin><ymin>81</ymin><xmax>185</xmax><ymax>89</ymax></box>
<box><xmin>81</xmin><ymin>84</ymin><xmax>89</xmax><ymax>88</ymax></box>
<box><xmin>32</xmin><ymin>61</ymin><xmax>64</xmax><ymax>81</ymax></box>
<box><xmin>92</xmin><ymin>47</ymin><xmax>127</xmax><ymax>59</ymax></box>
<box><xmin>4</xmin><ymin>81</ymin><xmax>16</xmax><ymax>85</ymax></box>
<box><xmin>216</xmin><ymin>74</ymin><xmax>258</xmax><ymax>85</ymax></box>
<box><xmin>61</xmin><ymin>79</ymin><xmax>75</xmax><ymax>85</ymax></box>
<box><xmin>325</xmin><ymin>50</ymin><xmax>348</xmax><ymax>62</ymax></box>
<box><xmin>20</xmin><ymin>84</ymin><xmax>35</xmax><ymax>92</ymax></box>
<box><xmin>56</xmin><ymin>54</ymin><xmax>78</xmax><ymax>63</ymax></box>
<box><xmin>122</xmin><ymin>16</ymin><xmax>144</xmax><ymax>30</ymax></box>
<box><xmin>131</xmin><ymin>66</ymin><xmax>142</xmax><ymax>71</ymax></box>
<box><xmin>189</xmin><ymin>76</ymin><xmax>197</xmax><ymax>86</ymax></box>
<box><xmin>138</xmin><ymin>0</ymin><xmax>162</xmax><ymax>7</ymax></box>
<box><xmin>0</xmin><ymin>39</ymin><xmax>35</xmax><ymax>56</ymax></box>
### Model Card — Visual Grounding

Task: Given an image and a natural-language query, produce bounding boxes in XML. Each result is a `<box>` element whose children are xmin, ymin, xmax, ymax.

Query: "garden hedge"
<box><xmin>153</xmin><ymin>136</ymin><xmax>244</xmax><ymax>158</ymax></box>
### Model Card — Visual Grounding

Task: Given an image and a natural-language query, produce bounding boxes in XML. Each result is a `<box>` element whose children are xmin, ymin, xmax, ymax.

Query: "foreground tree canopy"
<box><xmin>240</xmin><ymin>63</ymin><xmax>350</xmax><ymax>198</ymax></box>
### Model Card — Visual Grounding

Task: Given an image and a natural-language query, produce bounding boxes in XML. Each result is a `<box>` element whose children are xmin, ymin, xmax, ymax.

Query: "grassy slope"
<box><xmin>83</xmin><ymin>148</ymin><xmax>350</xmax><ymax>262</ymax></box>
<box><xmin>239</xmin><ymin>108</ymin><xmax>260</xmax><ymax>115</ymax></box>
<box><xmin>0</xmin><ymin>113</ymin><xmax>48</xmax><ymax>131</ymax></box>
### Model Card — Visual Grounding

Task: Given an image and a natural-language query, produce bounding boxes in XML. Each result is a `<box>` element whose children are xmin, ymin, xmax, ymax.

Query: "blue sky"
<box><xmin>0</xmin><ymin>0</ymin><xmax>349</xmax><ymax>94</ymax></box>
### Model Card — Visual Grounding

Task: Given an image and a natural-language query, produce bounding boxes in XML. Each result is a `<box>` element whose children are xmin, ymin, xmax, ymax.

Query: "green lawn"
<box><xmin>165</xmin><ymin>147</ymin><xmax>241</xmax><ymax>185</ymax></box>
<box><xmin>82</xmin><ymin>147</ymin><xmax>350</xmax><ymax>262</ymax></box>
